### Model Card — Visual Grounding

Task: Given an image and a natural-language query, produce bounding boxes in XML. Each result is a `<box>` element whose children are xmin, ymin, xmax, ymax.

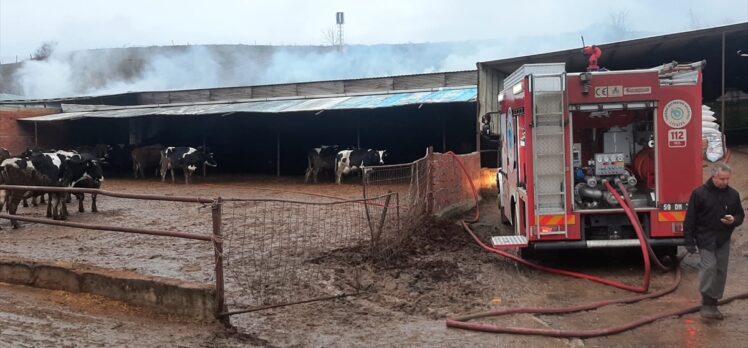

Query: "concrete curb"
<box><xmin>0</xmin><ymin>257</ymin><xmax>216</xmax><ymax>322</ymax></box>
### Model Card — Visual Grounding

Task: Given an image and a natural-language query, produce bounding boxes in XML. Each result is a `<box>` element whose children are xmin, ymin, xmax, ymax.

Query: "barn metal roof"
<box><xmin>19</xmin><ymin>86</ymin><xmax>477</xmax><ymax>122</ymax></box>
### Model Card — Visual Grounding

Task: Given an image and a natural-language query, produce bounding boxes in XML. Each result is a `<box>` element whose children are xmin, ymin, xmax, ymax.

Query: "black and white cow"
<box><xmin>304</xmin><ymin>145</ymin><xmax>343</xmax><ymax>184</ymax></box>
<box><xmin>67</xmin><ymin>158</ymin><xmax>105</xmax><ymax>213</ymax></box>
<box><xmin>17</xmin><ymin>149</ymin><xmax>77</xmax><ymax>208</ymax></box>
<box><xmin>0</xmin><ymin>148</ymin><xmax>9</xmax><ymax>210</ymax></box>
<box><xmin>335</xmin><ymin>149</ymin><xmax>388</xmax><ymax>184</ymax></box>
<box><xmin>1</xmin><ymin>154</ymin><xmax>69</xmax><ymax>227</ymax></box>
<box><xmin>0</xmin><ymin>147</ymin><xmax>10</xmax><ymax>162</ymax></box>
<box><xmin>160</xmin><ymin>146</ymin><xmax>217</xmax><ymax>184</ymax></box>
<box><xmin>131</xmin><ymin>145</ymin><xmax>164</xmax><ymax>178</ymax></box>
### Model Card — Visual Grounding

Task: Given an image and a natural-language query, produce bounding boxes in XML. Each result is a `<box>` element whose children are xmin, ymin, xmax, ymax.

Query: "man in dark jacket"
<box><xmin>684</xmin><ymin>163</ymin><xmax>744</xmax><ymax>320</ymax></box>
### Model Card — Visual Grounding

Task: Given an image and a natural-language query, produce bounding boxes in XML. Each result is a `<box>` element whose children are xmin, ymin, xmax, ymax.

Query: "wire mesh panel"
<box><xmin>221</xmin><ymin>194</ymin><xmax>398</xmax><ymax>310</ymax></box>
<box><xmin>362</xmin><ymin>155</ymin><xmax>430</xmax><ymax>249</ymax></box>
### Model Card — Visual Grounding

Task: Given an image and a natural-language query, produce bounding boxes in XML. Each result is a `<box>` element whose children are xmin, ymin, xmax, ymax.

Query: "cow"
<box><xmin>335</xmin><ymin>149</ymin><xmax>388</xmax><ymax>184</ymax></box>
<box><xmin>1</xmin><ymin>154</ymin><xmax>69</xmax><ymax>228</ymax></box>
<box><xmin>304</xmin><ymin>145</ymin><xmax>344</xmax><ymax>184</ymax></box>
<box><xmin>131</xmin><ymin>145</ymin><xmax>164</xmax><ymax>179</ymax></box>
<box><xmin>68</xmin><ymin>158</ymin><xmax>105</xmax><ymax>213</ymax></box>
<box><xmin>0</xmin><ymin>147</ymin><xmax>10</xmax><ymax>162</ymax></box>
<box><xmin>0</xmin><ymin>148</ymin><xmax>9</xmax><ymax>211</ymax></box>
<box><xmin>108</xmin><ymin>144</ymin><xmax>134</xmax><ymax>176</ymax></box>
<box><xmin>160</xmin><ymin>146</ymin><xmax>217</xmax><ymax>184</ymax></box>
<box><xmin>17</xmin><ymin>149</ymin><xmax>78</xmax><ymax>208</ymax></box>
<box><xmin>75</xmin><ymin>144</ymin><xmax>112</xmax><ymax>162</ymax></box>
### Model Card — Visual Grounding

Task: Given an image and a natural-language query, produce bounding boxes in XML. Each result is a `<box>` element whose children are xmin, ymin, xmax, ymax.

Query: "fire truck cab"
<box><xmin>493</xmin><ymin>61</ymin><xmax>705</xmax><ymax>257</ymax></box>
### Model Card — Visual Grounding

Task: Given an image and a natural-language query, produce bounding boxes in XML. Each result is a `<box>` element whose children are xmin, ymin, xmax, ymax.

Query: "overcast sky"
<box><xmin>1</xmin><ymin>0</ymin><xmax>746</xmax><ymax>61</ymax></box>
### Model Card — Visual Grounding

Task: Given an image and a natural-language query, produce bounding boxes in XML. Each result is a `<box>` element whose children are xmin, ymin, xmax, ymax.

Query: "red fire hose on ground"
<box><xmin>442</xmin><ymin>152</ymin><xmax>748</xmax><ymax>338</ymax></box>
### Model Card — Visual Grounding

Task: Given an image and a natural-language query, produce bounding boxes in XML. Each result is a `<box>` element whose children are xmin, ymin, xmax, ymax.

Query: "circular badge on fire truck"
<box><xmin>663</xmin><ymin>99</ymin><xmax>692</xmax><ymax>128</ymax></box>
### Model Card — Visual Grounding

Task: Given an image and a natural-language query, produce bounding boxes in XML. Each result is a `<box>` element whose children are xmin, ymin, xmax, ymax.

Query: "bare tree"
<box><xmin>322</xmin><ymin>26</ymin><xmax>339</xmax><ymax>46</ymax></box>
<box><xmin>31</xmin><ymin>41</ymin><xmax>57</xmax><ymax>61</ymax></box>
<box><xmin>606</xmin><ymin>10</ymin><xmax>630</xmax><ymax>41</ymax></box>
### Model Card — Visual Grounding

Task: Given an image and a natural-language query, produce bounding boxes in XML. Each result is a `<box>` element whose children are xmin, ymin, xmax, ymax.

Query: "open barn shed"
<box><xmin>10</xmin><ymin>71</ymin><xmax>478</xmax><ymax>177</ymax></box>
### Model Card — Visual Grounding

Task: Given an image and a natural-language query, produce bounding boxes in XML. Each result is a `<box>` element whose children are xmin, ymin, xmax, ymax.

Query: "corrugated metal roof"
<box><xmin>20</xmin><ymin>86</ymin><xmax>477</xmax><ymax>122</ymax></box>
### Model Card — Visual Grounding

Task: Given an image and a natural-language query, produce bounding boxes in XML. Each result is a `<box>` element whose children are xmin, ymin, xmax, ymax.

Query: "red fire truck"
<box><xmin>494</xmin><ymin>59</ymin><xmax>705</xmax><ymax>257</ymax></box>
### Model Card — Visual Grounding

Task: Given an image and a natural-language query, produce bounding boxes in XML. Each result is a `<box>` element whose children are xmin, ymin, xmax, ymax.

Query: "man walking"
<box><xmin>684</xmin><ymin>163</ymin><xmax>744</xmax><ymax>320</ymax></box>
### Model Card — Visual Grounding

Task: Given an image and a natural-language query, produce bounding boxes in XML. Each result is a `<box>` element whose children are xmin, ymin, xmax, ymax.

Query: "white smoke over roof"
<box><xmin>0</xmin><ymin>24</ymin><xmax>686</xmax><ymax>99</ymax></box>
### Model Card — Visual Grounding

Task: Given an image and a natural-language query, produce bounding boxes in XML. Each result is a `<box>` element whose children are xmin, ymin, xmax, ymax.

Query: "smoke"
<box><xmin>2</xmin><ymin>23</ymin><xmax>653</xmax><ymax>100</ymax></box>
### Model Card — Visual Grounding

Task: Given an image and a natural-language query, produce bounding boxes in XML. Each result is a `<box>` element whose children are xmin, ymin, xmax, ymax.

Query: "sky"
<box><xmin>1</xmin><ymin>0</ymin><xmax>746</xmax><ymax>61</ymax></box>
<box><xmin>0</xmin><ymin>0</ymin><xmax>746</xmax><ymax>99</ymax></box>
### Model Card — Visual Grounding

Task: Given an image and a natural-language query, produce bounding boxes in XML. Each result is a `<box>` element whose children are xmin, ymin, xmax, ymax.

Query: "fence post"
<box><xmin>212</xmin><ymin>197</ymin><xmax>230</xmax><ymax>326</ymax></box>
<box><xmin>426</xmin><ymin>146</ymin><xmax>434</xmax><ymax>216</ymax></box>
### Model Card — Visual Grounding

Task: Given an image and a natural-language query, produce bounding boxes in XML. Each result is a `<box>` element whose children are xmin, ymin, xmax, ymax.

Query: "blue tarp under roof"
<box><xmin>20</xmin><ymin>87</ymin><xmax>477</xmax><ymax>122</ymax></box>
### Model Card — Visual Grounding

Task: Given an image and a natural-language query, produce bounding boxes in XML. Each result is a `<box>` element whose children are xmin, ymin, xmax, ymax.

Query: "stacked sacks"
<box><xmin>702</xmin><ymin>105</ymin><xmax>724</xmax><ymax>162</ymax></box>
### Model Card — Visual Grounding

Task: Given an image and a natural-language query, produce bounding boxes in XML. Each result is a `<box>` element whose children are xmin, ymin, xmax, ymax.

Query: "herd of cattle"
<box><xmin>0</xmin><ymin>143</ymin><xmax>388</xmax><ymax>228</ymax></box>
<box><xmin>0</xmin><ymin>145</ymin><xmax>217</xmax><ymax>228</ymax></box>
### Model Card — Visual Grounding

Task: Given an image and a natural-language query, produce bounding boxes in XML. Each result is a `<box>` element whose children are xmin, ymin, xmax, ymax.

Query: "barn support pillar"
<box><xmin>442</xmin><ymin>114</ymin><xmax>447</xmax><ymax>152</ymax></box>
<box><xmin>276</xmin><ymin>131</ymin><xmax>281</xmax><ymax>177</ymax></box>
<box><xmin>356</xmin><ymin>114</ymin><xmax>361</xmax><ymax>148</ymax></box>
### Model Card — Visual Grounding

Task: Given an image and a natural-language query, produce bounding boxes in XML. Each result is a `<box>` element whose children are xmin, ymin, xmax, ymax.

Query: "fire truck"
<box><xmin>493</xmin><ymin>57</ymin><xmax>705</xmax><ymax>257</ymax></box>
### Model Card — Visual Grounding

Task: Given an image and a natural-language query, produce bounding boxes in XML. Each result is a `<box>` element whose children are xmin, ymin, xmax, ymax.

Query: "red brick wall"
<box><xmin>0</xmin><ymin>106</ymin><xmax>60</xmax><ymax>154</ymax></box>
<box><xmin>430</xmin><ymin>152</ymin><xmax>481</xmax><ymax>218</ymax></box>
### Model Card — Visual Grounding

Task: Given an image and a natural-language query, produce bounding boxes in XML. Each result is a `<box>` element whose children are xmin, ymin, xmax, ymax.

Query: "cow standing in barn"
<box><xmin>335</xmin><ymin>149</ymin><xmax>388</xmax><ymax>184</ymax></box>
<box><xmin>160</xmin><ymin>146</ymin><xmax>217</xmax><ymax>184</ymax></box>
<box><xmin>75</xmin><ymin>144</ymin><xmax>112</xmax><ymax>162</ymax></box>
<box><xmin>305</xmin><ymin>145</ymin><xmax>343</xmax><ymax>184</ymax></box>
<box><xmin>131</xmin><ymin>145</ymin><xmax>164</xmax><ymax>179</ymax></box>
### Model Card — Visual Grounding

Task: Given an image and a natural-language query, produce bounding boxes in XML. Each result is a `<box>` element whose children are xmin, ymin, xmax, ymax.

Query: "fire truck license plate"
<box><xmin>661</xmin><ymin>203</ymin><xmax>688</xmax><ymax>211</ymax></box>
<box><xmin>667</xmin><ymin>129</ymin><xmax>687</xmax><ymax>148</ymax></box>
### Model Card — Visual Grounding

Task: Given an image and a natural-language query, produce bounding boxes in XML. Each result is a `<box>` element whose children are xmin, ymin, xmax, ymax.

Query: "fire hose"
<box><xmin>442</xmin><ymin>152</ymin><xmax>748</xmax><ymax>338</ymax></box>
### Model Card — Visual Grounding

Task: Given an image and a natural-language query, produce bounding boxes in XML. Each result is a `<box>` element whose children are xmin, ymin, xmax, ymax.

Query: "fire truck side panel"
<box><xmin>651</xmin><ymin>71</ymin><xmax>703</xmax><ymax>237</ymax></box>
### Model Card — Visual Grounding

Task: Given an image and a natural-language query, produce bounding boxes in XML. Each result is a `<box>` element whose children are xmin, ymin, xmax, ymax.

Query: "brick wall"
<box><xmin>0</xmin><ymin>106</ymin><xmax>60</xmax><ymax>154</ymax></box>
<box><xmin>430</xmin><ymin>152</ymin><xmax>481</xmax><ymax>218</ymax></box>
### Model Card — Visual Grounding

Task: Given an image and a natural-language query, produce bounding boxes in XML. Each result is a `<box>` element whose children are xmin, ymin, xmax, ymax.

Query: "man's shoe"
<box><xmin>712</xmin><ymin>306</ymin><xmax>724</xmax><ymax>320</ymax></box>
<box><xmin>700</xmin><ymin>305</ymin><xmax>724</xmax><ymax>320</ymax></box>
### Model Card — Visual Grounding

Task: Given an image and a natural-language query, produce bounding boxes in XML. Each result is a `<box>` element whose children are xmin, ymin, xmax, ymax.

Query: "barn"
<box><xmin>1</xmin><ymin>71</ymin><xmax>478</xmax><ymax>178</ymax></box>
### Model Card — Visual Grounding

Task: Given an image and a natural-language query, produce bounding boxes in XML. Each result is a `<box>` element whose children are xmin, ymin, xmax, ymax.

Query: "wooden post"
<box><xmin>212</xmin><ymin>197</ymin><xmax>230</xmax><ymax>327</ymax></box>
<box><xmin>426</xmin><ymin>146</ymin><xmax>434</xmax><ymax>215</ymax></box>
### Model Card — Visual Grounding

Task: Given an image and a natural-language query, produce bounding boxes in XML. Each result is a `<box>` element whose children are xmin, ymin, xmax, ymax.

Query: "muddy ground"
<box><xmin>1</xmin><ymin>152</ymin><xmax>748</xmax><ymax>347</ymax></box>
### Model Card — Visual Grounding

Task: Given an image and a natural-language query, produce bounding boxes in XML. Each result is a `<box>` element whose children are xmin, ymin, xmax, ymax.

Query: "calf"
<box><xmin>335</xmin><ymin>149</ymin><xmax>388</xmax><ymax>184</ymax></box>
<box><xmin>160</xmin><ymin>146</ymin><xmax>217</xmax><ymax>184</ymax></box>
<box><xmin>131</xmin><ymin>145</ymin><xmax>163</xmax><ymax>178</ymax></box>
<box><xmin>304</xmin><ymin>145</ymin><xmax>343</xmax><ymax>184</ymax></box>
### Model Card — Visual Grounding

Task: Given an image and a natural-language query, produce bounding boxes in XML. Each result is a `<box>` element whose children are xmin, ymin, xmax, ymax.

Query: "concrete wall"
<box><xmin>0</xmin><ymin>257</ymin><xmax>217</xmax><ymax>322</ymax></box>
<box><xmin>0</xmin><ymin>105</ymin><xmax>60</xmax><ymax>153</ymax></box>
<box><xmin>430</xmin><ymin>152</ymin><xmax>481</xmax><ymax>218</ymax></box>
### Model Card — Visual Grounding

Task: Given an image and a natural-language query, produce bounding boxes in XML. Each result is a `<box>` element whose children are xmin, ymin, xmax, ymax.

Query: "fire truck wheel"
<box><xmin>653</xmin><ymin>246</ymin><xmax>677</xmax><ymax>260</ymax></box>
<box><xmin>520</xmin><ymin>247</ymin><xmax>538</xmax><ymax>260</ymax></box>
